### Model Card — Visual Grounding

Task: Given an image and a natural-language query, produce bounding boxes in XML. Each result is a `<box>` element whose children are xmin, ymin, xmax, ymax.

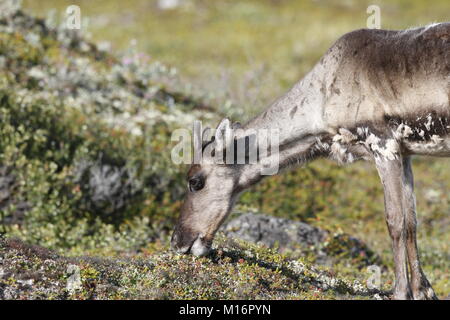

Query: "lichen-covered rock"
<box><xmin>0</xmin><ymin>165</ymin><xmax>29</xmax><ymax>226</ymax></box>
<box><xmin>222</xmin><ymin>213</ymin><xmax>327</xmax><ymax>248</ymax></box>
<box><xmin>73</xmin><ymin>160</ymin><xmax>142</xmax><ymax>224</ymax></box>
<box><xmin>221</xmin><ymin>213</ymin><xmax>382</xmax><ymax>267</ymax></box>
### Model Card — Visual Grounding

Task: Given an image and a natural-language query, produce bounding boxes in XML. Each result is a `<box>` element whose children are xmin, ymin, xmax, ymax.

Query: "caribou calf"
<box><xmin>171</xmin><ymin>23</ymin><xmax>450</xmax><ymax>300</ymax></box>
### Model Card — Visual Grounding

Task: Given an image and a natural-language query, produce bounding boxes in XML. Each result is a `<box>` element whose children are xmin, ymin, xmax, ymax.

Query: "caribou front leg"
<box><xmin>375</xmin><ymin>156</ymin><xmax>412</xmax><ymax>300</ymax></box>
<box><xmin>402</xmin><ymin>157</ymin><xmax>438</xmax><ymax>300</ymax></box>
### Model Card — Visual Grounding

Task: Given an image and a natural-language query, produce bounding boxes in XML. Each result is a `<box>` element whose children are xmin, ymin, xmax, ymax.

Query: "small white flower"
<box><xmin>17</xmin><ymin>279</ymin><xmax>34</xmax><ymax>286</ymax></box>
<box><xmin>25</xmin><ymin>32</ymin><xmax>41</xmax><ymax>47</ymax></box>
<box><xmin>28</xmin><ymin>67</ymin><xmax>46</xmax><ymax>80</ymax></box>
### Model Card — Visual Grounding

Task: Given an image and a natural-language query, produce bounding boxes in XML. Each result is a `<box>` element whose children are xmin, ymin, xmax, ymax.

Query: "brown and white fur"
<box><xmin>171</xmin><ymin>23</ymin><xmax>450</xmax><ymax>300</ymax></box>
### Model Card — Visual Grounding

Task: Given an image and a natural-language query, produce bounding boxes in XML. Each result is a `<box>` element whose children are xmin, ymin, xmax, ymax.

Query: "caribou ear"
<box><xmin>215</xmin><ymin>118</ymin><xmax>233</xmax><ymax>150</ymax></box>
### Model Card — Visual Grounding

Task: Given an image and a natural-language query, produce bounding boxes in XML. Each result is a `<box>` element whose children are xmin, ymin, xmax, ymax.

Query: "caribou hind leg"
<box><xmin>402</xmin><ymin>157</ymin><xmax>438</xmax><ymax>300</ymax></box>
<box><xmin>375</xmin><ymin>155</ymin><xmax>412</xmax><ymax>300</ymax></box>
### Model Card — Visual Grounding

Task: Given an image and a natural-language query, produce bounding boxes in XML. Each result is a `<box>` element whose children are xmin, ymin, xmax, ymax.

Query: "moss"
<box><xmin>0</xmin><ymin>236</ymin><xmax>390</xmax><ymax>300</ymax></box>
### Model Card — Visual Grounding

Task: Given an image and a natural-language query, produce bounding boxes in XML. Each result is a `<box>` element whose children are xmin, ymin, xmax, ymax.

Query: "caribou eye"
<box><xmin>189</xmin><ymin>177</ymin><xmax>204</xmax><ymax>192</ymax></box>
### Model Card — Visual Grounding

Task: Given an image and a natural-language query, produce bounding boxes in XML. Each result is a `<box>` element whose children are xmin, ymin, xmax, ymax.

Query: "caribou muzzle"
<box><xmin>170</xmin><ymin>225</ymin><xmax>212</xmax><ymax>256</ymax></box>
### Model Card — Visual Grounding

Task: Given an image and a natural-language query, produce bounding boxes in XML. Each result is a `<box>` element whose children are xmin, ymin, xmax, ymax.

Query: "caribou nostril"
<box><xmin>170</xmin><ymin>229</ymin><xmax>198</xmax><ymax>254</ymax></box>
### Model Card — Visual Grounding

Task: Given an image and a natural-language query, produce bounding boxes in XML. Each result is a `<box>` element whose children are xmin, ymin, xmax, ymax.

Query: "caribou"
<box><xmin>171</xmin><ymin>23</ymin><xmax>449</xmax><ymax>300</ymax></box>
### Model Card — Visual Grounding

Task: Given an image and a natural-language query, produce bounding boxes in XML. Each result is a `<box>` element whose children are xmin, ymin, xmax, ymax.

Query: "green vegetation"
<box><xmin>0</xmin><ymin>1</ymin><xmax>448</xmax><ymax>299</ymax></box>
<box><xmin>0</xmin><ymin>235</ymin><xmax>389</xmax><ymax>299</ymax></box>
<box><xmin>22</xmin><ymin>0</ymin><xmax>450</xmax><ymax>116</ymax></box>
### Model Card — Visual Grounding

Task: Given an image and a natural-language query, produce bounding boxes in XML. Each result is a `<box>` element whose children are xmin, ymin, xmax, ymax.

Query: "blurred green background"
<box><xmin>23</xmin><ymin>0</ymin><xmax>450</xmax><ymax>115</ymax></box>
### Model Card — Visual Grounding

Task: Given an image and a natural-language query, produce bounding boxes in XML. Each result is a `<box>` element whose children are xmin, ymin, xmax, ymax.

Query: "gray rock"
<box><xmin>220</xmin><ymin>213</ymin><xmax>381</xmax><ymax>267</ymax></box>
<box><xmin>73</xmin><ymin>159</ymin><xmax>142</xmax><ymax>223</ymax></box>
<box><xmin>0</xmin><ymin>166</ymin><xmax>29</xmax><ymax>225</ymax></box>
<box><xmin>221</xmin><ymin>212</ymin><xmax>327</xmax><ymax>250</ymax></box>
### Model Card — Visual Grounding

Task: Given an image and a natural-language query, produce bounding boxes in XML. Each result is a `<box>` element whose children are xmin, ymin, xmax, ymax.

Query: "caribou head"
<box><xmin>170</xmin><ymin>118</ymin><xmax>278</xmax><ymax>256</ymax></box>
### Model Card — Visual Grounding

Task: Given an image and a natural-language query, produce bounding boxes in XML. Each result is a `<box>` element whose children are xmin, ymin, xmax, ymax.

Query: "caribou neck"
<box><xmin>243</xmin><ymin>65</ymin><xmax>328</xmax><ymax>146</ymax></box>
<box><xmin>236</xmin><ymin>65</ymin><xmax>332</xmax><ymax>186</ymax></box>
